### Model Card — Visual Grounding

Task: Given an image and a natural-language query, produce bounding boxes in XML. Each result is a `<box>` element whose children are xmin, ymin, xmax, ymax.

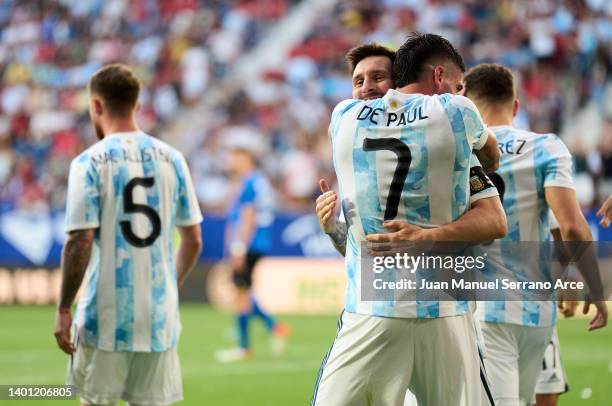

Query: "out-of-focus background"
<box><xmin>2</xmin><ymin>0</ymin><xmax>612</xmax><ymax>215</ymax></box>
<box><xmin>0</xmin><ymin>0</ymin><xmax>611</xmax><ymax>405</ymax></box>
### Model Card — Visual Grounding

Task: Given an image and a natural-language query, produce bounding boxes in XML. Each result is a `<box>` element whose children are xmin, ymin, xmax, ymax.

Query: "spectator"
<box><xmin>0</xmin><ymin>0</ymin><xmax>610</xmax><ymax>216</ymax></box>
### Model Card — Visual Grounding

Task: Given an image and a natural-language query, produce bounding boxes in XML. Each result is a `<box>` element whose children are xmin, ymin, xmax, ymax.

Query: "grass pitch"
<box><xmin>0</xmin><ymin>304</ymin><xmax>610</xmax><ymax>405</ymax></box>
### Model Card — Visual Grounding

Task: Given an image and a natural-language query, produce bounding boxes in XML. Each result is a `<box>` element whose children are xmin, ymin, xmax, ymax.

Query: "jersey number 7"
<box><xmin>363</xmin><ymin>138</ymin><xmax>412</xmax><ymax>221</ymax></box>
<box><xmin>120</xmin><ymin>177</ymin><xmax>162</xmax><ymax>247</ymax></box>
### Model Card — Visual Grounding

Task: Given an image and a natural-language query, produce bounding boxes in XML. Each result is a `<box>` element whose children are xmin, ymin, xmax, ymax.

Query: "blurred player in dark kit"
<box><xmin>216</xmin><ymin>136</ymin><xmax>290</xmax><ymax>363</ymax></box>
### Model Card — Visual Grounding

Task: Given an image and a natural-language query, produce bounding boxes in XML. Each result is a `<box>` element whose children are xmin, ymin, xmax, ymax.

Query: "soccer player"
<box><xmin>488</xmin><ymin>184</ymin><xmax>576</xmax><ymax>406</ymax></box>
<box><xmin>316</xmin><ymin>43</ymin><xmax>396</xmax><ymax>256</ymax></box>
<box><xmin>346</xmin><ymin>43</ymin><xmax>395</xmax><ymax>101</ymax></box>
<box><xmin>597</xmin><ymin>194</ymin><xmax>612</xmax><ymax>227</ymax></box>
<box><xmin>312</xmin><ymin>33</ymin><xmax>505</xmax><ymax>406</ymax></box>
<box><xmin>461</xmin><ymin>64</ymin><xmax>608</xmax><ymax>405</ymax></box>
<box><xmin>318</xmin><ymin>43</ymin><xmax>505</xmax><ymax>253</ymax></box>
<box><xmin>367</xmin><ymin>64</ymin><xmax>609</xmax><ymax>405</ymax></box>
<box><xmin>53</xmin><ymin>64</ymin><xmax>203</xmax><ymax>405</ymax></box>
<box><xmin>316</xmin><ymin>42</ymin><xmax>503</xmax><ymax>406</ymax></box>
<box><xmin>215</xmin><ymin>138</ymin><xmax>290</xmax><ymax>363</ymax></box>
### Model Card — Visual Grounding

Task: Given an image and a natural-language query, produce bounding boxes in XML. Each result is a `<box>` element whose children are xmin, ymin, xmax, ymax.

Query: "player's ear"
<box><xmin>135</xmin><ymin>101</ymin><xmax>141</xmax><ymax>114</ymax></box>
<box><xmin>512</xmin><ymin>99</ymin><xmax>519</xmax><ymax>117</ymax></box>
<box><xmin>93</xmin><ymin>98</ymin><xmax>104</xmax><ymax>116</ymax></box>
<box><xmin>433</xmin><ymin>66</ymin><xmax>444</xmax><ymax>89</ymax></box>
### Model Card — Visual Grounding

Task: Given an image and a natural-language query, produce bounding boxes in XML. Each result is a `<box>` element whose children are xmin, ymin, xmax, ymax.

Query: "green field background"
<box><xmin>0</xmin><ymin>305</ymin><xmax>610</xmax><ymax>405</ymax></box>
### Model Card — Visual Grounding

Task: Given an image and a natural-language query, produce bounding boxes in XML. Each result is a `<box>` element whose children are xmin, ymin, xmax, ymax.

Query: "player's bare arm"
<box><xmin>315</xmin><ymin>179</ymin><xmax>347</xmax><ymax>255</ymax></box>
<box><xmin>550</xmin><ymin>223</ymin><xmax>580</xmax><ymax>318</ymax></box>
<box><xmin>54</xmin><ymin>228</ymin><xmax>95</xmax><ymax>354</ymax></box>
<box><xmin>366</xmin><ymin>194</ymin><xmax>507</xmax><ymax>245</ymax></box>
<box><xmin>596</xmin><ymin>194</ymin><xmax>612</xmax><ymax>228</ymax></box>
<box><xmin>176</xmin><ymin>224</ymin><xmax>203</xmax><ymax>287</ymax></box>
<box><xmin>474</xmin><ymin>128</ymin><xmax>500</xmax><ymax>172</ymax></box>
<box><xmin>545</xmin><ymin>186</ymin><xmax>608</xmax><ymax>331</ymax></box>
<box><xmin>318</xmin><ymin>179</ymin><xmax>506</xmax><ymax>253</ymax></box>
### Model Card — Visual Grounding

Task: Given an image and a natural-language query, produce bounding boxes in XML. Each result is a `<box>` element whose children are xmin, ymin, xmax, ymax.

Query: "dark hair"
<box><xmin>89</xmin><ymin>64</ymin><xmax>140</xmax><ymax>117</ymax></box>
<box><xmin>463</xmin><ymin>64</ymin><xmax>515</xmax><ymax>106</ymax></box>
<box><xmin>393</xmin><ymin>32</ymin><xmax>465</xmax><ymax>88</ymax></box>
<box><xmin>346</xmin><ymin>43</ymin><xmax>395</xmax><ymax>74</ymax></box>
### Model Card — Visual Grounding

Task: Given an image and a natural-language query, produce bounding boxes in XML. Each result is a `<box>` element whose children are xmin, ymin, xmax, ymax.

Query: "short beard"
<box><xmin>363</xmin><ymin>92</ymin><xmax>384</xmax><ymax>100</ymax></box>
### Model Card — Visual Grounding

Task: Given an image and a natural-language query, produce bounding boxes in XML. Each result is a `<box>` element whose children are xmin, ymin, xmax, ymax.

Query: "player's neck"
<box><xmin>481</xmin><ymin>112</ymin><xmax>513</xmax><ymax>127</ymax></box>
<box><xmin>101</xmin><ymin>117</ymin><xmax>140</xmax><ymax>137</ymax></box>
<box><xmin>395</xmin><ymin>83</ymin><xmax>431</xmax><ymax>95</ymax></box>
<box><xmin>476</xmin><ymin>102</ymin><xmax>514</xmax><ymax>127</ymax></box>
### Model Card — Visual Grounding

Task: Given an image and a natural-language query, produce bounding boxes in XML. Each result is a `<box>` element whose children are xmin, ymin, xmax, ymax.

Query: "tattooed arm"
<box><xmin>54</xmin><ymin>228</ymin><xmax>94</xmax><ymax>354</ymax></box>
<box><xmin>327</xmin><ymin>222</ymin><xmax>348</xmax><ymax>257</ymax></box>
<box><xmin>316</xmin><ymin>180</ymin><xmax>348</xmax><ymax>256</ymax></box>
<box><xmin>58</xmin><ymin>229</ymin><xmax>95</xmax><ymax>309</ymax></box>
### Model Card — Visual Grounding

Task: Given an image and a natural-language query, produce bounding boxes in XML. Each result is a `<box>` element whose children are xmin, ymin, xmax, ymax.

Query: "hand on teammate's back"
<box><xmin>365</xmin><ymin>221</ymin><xmax>428</xmax><ymax>256</ymax></box>
<box><xmin>366</xmin><ymin>220</ymin><xmax>427</xmax><ymax>243</ymax></box>
<box><xmin>316</xmin><ymin>179</ymin><xmax>339</xmax><ymax>234</ymax></box>
<box><xmin>596</xmin><ymin>195</ymin><xmax>612</xmax><ymax>228</ymax></box>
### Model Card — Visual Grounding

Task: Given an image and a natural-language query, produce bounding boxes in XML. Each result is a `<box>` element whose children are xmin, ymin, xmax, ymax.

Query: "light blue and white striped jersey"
<box><xmin>65</xmin><ymin>131</ymin><xmax>203</xmax><ymax>352</ymax></box>
<box><xmin>476</xmin><ymin>126</ymin><xmax>574</xmax><ymax>327</ymax></box>
<box><xmin>331</xmin><ymin>89</ymin><xmax>489</xmax><ymax>318</ymax></box>
<box><xmin>336</xmin><ymin>154</ymin><xmax>498</xmax><ymax>224</ymax></box>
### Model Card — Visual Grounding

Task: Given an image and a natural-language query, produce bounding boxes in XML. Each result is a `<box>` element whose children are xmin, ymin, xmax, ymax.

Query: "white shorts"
<box><xmin>535</xmin><ymin>328</ymin><xmax>569</xmax><ymax>395</ymax></box>
<box><xmin>401</xmin><ymin>315</ymin><xmax>486</xmax><ymax>406</ymax></box>
<box><xmin>481</xmin><ymin>322</ymin><xmax>554</xmax><ymax>406</ymax></box>
<box><xmin>312</xmin><ymin>311</ymin><xmax>495</xmax><ymax>406</ymax></box>
<box><xmin>68</xmin><ymin>344</ymin><xmax>183</xmax><ymax>405</ymax></box>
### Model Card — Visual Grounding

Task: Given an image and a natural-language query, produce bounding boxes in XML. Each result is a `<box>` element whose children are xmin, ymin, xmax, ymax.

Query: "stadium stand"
<box><xmin>0</xmin><ymin>0</ymin><xmax>611</xmax><ymax>214</ymax></box>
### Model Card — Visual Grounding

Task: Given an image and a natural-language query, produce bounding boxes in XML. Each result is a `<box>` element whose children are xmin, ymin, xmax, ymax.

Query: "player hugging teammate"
<box><xmin>314</xmin><ymin>33</ymin><xmax>608</xmax><ymax>406</ymax></box>
<box><xmin>50</xmin><ymin>34</ymin><xmax>609</xmax><ymax>406</ymax></box>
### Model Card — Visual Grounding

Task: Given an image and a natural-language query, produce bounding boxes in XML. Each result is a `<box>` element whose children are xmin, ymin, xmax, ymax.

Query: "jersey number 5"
<box><xmin>363</xmin><ymin>138</ymin><xmax>412</xmax><ymax>220</ymax></box>
<box><xmin>120</xmin><ymin>177</ymin><xmax>161</xmax><ymax>247</ymax></box>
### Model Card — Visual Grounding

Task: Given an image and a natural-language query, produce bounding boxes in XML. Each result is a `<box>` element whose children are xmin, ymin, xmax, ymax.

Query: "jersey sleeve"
<box><xmin>444</xmin><ymin>95</ymin><xmax>489</xmax><ymax>150</ymax></box>
<box><xmin>468</xmin><ymin>154</ymin><xmax>499</xmax><ymax>205</ymax></box>
<box><xmin>239</xmin><ymin>179</ymin><xmax>256</xmax><ymax>205</ymax></box>
<box><xmin>543</xmin><ymin>136</ymin><xmax>574</xmax><ymax>189</ymax></box>
<box><xmin>65</xmin><ymin>154</ymin><xmax>101</xmax><ymax>232</ymax></box>
<box><xmin>329</xmin><ymin>99</ymin><xmax>361</xmax><ymax>140</ymax></box>
<box><xmin>174</xmin><ymin>154</ymin><xmax>204</xmax><ymax>226</ymax></box>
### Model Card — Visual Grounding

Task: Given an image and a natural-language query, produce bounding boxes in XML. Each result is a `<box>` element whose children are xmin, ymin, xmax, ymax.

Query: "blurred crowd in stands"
<box><xmin>0</xmin><ymin>0</ymin><xmax>611</xmax><ymax>216</ymax></box>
